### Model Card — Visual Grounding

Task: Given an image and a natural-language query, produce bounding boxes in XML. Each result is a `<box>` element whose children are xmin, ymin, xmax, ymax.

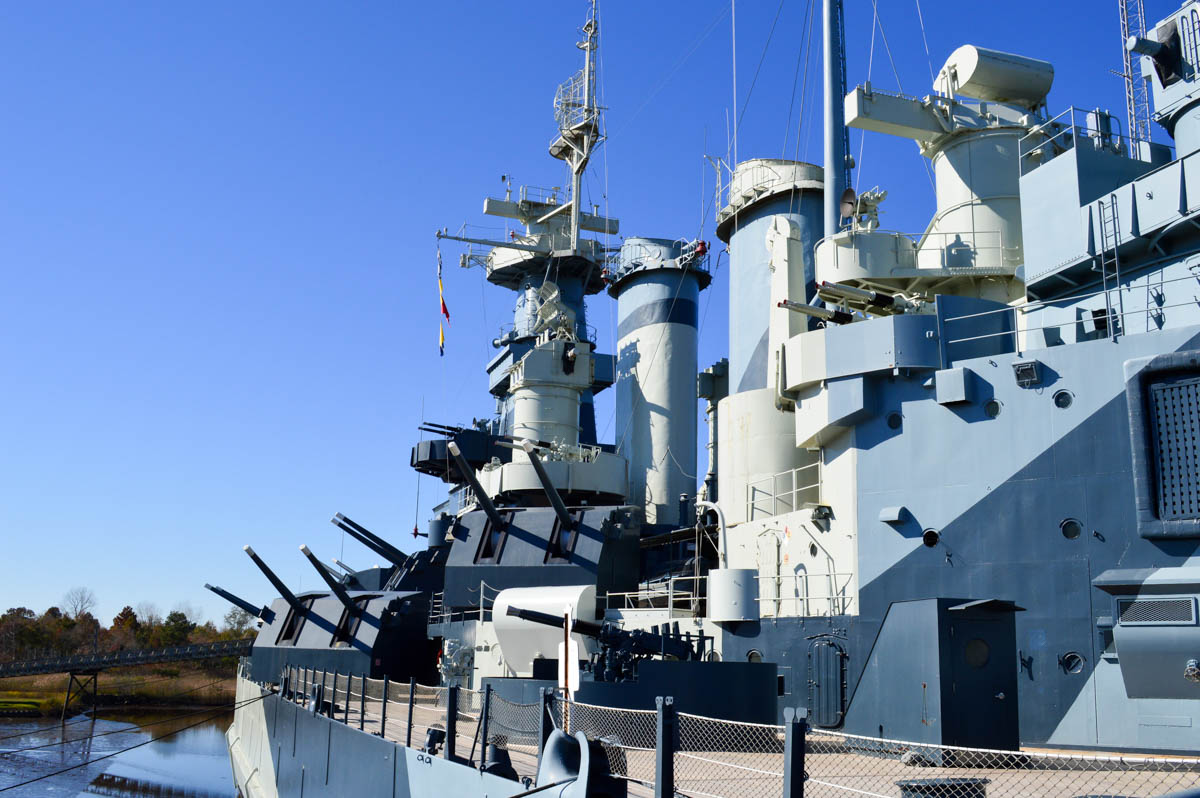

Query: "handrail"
<box><xmin>746</xmin><ymin>462</ymin><xmax>822</xmax><ymax>521</ymax></box>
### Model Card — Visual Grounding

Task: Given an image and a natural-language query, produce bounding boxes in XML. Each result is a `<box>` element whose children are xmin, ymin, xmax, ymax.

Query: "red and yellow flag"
<box><xmin>438</xmin><ymin>248</ymin><xmax>450</xmax><ymax>356</ymax></box>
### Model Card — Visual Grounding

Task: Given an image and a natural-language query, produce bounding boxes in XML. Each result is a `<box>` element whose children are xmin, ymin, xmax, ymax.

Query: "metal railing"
<box><xmin>519</xmin><ymin>184</ymin><xmax>563</xmax><ymax>206</ymax></box>
<box><xmin>0</xmin><ymin>638</ymin><xmax>254</xmax><ymax>677</ymax></box>
<box><xmin>941</xmin><ymin>267</ymin><xmax>1200</xmax><ymax>355</ymax></box>
<box><xmin>604</xmin><ymin>575</ymin><xmax>706</xmax><ymax>618</ymax></box>
<box><xmin>757</xmin><ymin>572</ymin><xmax>856</xmax><ymax>618</ymax></box>
<box><xmin>280</xmin><ymin>666</ymin><xmax>544</xmax><ymax>783</ymax></box>
<box><xmin>746</xmin><ymin>462</ymin><xmax>822</xmax><ymax>521</ymax></box>
<box><xmin>268</xmin><ymin>667</ymin><xmax>1200</xmax><ymax>798</ymax></box>
<box><xmin>428</xmin><ymin>581</ymin><xmax>499</xmax><ymax>626</ymax></box>
<box><xmin>1019</xmin><ymin>106</ymin><xmax>1168</xmax><ymax>169</ymax></box>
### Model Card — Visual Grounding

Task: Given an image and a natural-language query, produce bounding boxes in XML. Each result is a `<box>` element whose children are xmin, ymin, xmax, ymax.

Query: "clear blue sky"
<box><xmin>0</xmin><ymin>1</ymin><xmax>1138</xmax><ymax>625</ymax></box>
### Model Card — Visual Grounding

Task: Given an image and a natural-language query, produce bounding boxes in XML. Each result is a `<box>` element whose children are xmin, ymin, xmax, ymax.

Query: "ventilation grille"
<box><xmin>1150</xmin><ymin>377</ymin><xmax>1200</xmax><ymax>521</ymax></box>
<box><xmin>1117</xmin><ymin>597</ymin><xmax>1197</xmax><ymax>625</ymax></box>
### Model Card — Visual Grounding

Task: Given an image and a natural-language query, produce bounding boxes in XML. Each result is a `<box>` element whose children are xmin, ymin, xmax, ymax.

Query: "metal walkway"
<box><xmin>0</xmin><ymin>638</ymin><xmax>253</xmax><ymax>677</ymax></box>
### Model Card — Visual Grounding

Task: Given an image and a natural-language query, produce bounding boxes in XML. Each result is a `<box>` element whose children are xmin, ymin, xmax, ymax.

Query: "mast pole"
<box><xmin>823</xmin><ymin>0</ymin><xmax>847</xmax><ymax>238</ymax></box>
<box><xmin>570</xmin><ymin>0</ymin><xmax>599</xmax><ymax>254</ymax></box>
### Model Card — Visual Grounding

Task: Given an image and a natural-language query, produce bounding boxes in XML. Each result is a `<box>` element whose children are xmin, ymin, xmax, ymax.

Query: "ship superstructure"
<box><xmin>221</xmin><ymin>2</ymin><xmax>1200</xmax><ymax>795</ymax></box>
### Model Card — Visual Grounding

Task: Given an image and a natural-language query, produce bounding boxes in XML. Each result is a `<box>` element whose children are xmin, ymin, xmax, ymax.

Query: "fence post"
<box><xmin>445</xmin><ymin>685</ymin><xmax>459</xmax><ymax>761</ymax></box>
<box><xmin>359</xmin><ymin>673</ymin><xmax>366</xmax><ymax>730</ymax></box>
<box><xmin>345</xmin><ymin>674</ymin><xmax>352</xmax><ymax>725</ymax></box>
<box><xmin>332</xmin><ymin>672</ymin><xmax>340</xmax><ymax>719</ymax></box>
<box><xmin>321</xmin><ymin>670</ymin><xmax>328</xmax><ymax>716</ymax></box>
<box><xmin>478</xmin><ymin>684</ymin><xmax>492</xmax><ymax>770</ymax></box>
<box><xmin>406</xmin><ymin>678</ymin><xmax>416</xmax><ymax>748</ymax></box>
<box><xmin>655</xmin><ymin>696</ymin><xmax>676</xmax><ymax>798</ymax></box>
<box><xmin>783</xmin><ymin>707</ymin><xmax>807</xmax><ymax>798</ymax></box>
<box><xmin>539</xmin><ymin>688</ymin><xmax>555</xmax><ymax>748</ymax></box>
<box><xmin>380</xmin><ymin>676</ymin><xmax>389</xmax><ymax>738</ymax></box>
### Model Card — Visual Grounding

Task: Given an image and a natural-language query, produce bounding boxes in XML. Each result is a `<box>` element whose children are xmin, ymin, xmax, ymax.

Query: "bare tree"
<box><xmin>63</xmin><ymin>587</ymin><xmax>97</xmax><ymax>620</ymax></box>
<box><xmin>135</xmin><ymin>601</ymin><xmax>162</xmax><ymax>627</ymax></box>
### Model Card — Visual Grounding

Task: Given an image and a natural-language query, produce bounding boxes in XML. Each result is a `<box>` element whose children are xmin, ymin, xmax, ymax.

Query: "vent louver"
<box><xmin>1117</xmin><ymin>597</ymin><xmax>1196</xmax><ymax>625</ymax></box>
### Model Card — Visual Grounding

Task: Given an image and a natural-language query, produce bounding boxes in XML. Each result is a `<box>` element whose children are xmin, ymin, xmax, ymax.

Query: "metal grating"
<box><xmin>1117</xmin><ymin>597</ymin><xmax>1196</xmax><ymax>625</ymax></box>
<box><xmin>1150</xmin><ymin>377</ymin><xmax>1200</xmax><ymax>521</ymax></box>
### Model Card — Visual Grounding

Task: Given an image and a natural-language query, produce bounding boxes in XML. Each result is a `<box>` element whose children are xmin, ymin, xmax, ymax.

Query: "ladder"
<box><xmin>1096</xmin><ymin>194</ymin><xmax>1126</xmax><ymax>340</ymax></box>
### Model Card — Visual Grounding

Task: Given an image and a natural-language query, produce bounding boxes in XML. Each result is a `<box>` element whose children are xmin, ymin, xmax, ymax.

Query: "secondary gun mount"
<box><xmin>504</xmin><ymin>605</ymin><xmax>709</xmax><ymax>684</ymax></box>
<box><xmin>205</xmin><ymin>583</ymin><xmax>275</xmax><ymax>624</ymax></box>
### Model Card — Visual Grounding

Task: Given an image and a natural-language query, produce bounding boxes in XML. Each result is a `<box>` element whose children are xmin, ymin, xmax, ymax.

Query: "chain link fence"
<box><xmin>805</xmin><ymin>728</ymin><xmax>1200</xmax><ymax>798</ymax></box>
<box><xmin>276</xmin><ymin>667</ymin><xmax>1200</xmax><ymax>798</ymax></box>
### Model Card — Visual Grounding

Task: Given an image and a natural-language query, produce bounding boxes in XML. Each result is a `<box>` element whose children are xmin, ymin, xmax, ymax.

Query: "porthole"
<box><xmin>1053</xmin><ymin>390</ymin><xmax>1074</xmax><ymax>409</ymax></box>
<box><xmin>984</xmin><ymin>399</ymin><xmax>1002</xmax><ymax>418</ymax></box>
<box><xmin>964</xmin><ymin>638</ymin><xmax>990</xmax><ymax>669</ymax></box>
<box><xmin>809</xmin><ymin>543</ymin><xmax>819</xmax><ymax>557</ymax></box>
<box><xmin>886</xmin><ymin>412</ymin><xmax>903</xmax><ymax>430</ymax></box>
<box><xmin>706</xmin><ymin>650</ymin><xmax>721</xmax><ymax>662</ymax></box>
<box><xmin>747</xmin><ymin>649</ymin><xmax>763</xmax><ymax>663</ymax></box>
<box><xmin>1060</xmin><ymin>651</ymin><xmax>1086</xmax><ymax>674</ymax></box>
<box><xmin>1060</xmin><ymin>518</ymin><xmax>1083</xmax><ymax>540</ymax></box>
<box><xmin>922</xmin><ymin>529</ymin><xmax>940</xmax><ymax>548</ymax></box>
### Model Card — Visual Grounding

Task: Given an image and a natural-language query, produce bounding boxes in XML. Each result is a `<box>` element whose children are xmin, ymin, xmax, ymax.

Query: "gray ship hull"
<box><xmin>227</xmin><ymin>673</ymin><xmax>536</xmax><ymax>798</ymax></box>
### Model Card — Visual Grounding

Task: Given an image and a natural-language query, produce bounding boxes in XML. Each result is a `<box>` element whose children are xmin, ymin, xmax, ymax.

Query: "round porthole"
<box><xmin>886</xmin><ymin>412</ymin><xmax>903</xmax><ymax>430</ymax></box>
<box><xmin>1060</xmin><ymin>518</ymin><xmax>1083</xmax><ymax>540</ymax></box>
<box><xmin>809</xmin><ymin>543</ymin><xmax>819</xmax><ymax>557</ymax></box>
<box><xmin>706</xmin><ymin>650</ymin><xmax>721</xmax><ymax>663</ymax></box>
<box><xmin>964</xmin><ymin>639</ymin><xmax>991</xmax><ymax>669</ymax></box>
<box><xmin>1061</xmin><ymin>651</ymin><xmax>1086</xmax><ymax>674</ymax></box>
<box><xmin>984</xmin><ymin>399</ymin><xmax>1002</xmax><ymax>418</ymax></box>
<box><xmin>922</xmin><ymin>529</ymin><xmax>940</xmax><ymax>548</ymax></box>
<box><xmin>747</xmin><ymin>649</ymin><xmax>763</xmax><ymax>663</ymax></box>
<box><xmin>1053</xmin><ymin>390</ymin><xmax>1074</xmax><ymax>409</ymax></box>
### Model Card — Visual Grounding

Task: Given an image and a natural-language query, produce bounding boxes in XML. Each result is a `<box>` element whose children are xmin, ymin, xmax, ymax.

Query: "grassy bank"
<box><xmin>0</xmin><ymin>664</ymin><xmax>237</xmax><ymax>716</ymax></box>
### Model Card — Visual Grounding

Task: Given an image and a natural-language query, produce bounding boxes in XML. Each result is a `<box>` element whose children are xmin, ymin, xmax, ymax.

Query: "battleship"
<box><xmin>216</xmin><ymin>0</ymin><xmax>1200</xmax><ymax>795</ymax></box>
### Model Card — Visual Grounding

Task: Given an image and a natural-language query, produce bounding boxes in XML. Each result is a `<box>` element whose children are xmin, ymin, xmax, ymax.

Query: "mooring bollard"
<box><xmin>783</xmin><ymin>707</ymin><xmax>808</xmax><ymax>798</ymax></box>
<box><xmin>655</xmin><ymin>696</ymin><xmax>677</xmax><ymax>798</ymax></box>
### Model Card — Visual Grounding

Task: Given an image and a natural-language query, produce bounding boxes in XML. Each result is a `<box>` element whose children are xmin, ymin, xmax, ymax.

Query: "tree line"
<box><xmin>0</xmin><ymin>586</ymin><xmax>255</xmax><ymax>663</ymax></box>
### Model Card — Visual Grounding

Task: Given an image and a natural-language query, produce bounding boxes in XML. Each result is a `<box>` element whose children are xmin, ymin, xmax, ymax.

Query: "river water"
<box><xmin>0</xmin><ymin>709</ymin><xmax>235</xmax><ymax>797</ymax></box>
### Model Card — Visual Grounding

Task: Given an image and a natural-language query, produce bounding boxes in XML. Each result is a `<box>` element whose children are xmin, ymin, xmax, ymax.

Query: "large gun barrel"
<box><xmin>447</xmin><ymin>442</ymin><xmax>508</xmax><ymax>531</ymax></box>
<box><xmin>331</xmin><ymin>513</ymin><xmax>408</xmax><ymax>567</ymax></box>
<box><xmin>777</xmin><ymin>299</ymin><xmax>853</xmax><ymax>325</ymax></box>
<box><xmin>299</xmin><ymin>545</ymin><xmax>361</xmax><ymax>616</ymax></box>
<box><xmin>504</xmin><ymin>605</ymin><xmax>605</xmax><ymax>638</ymax></box>
<box><xmin>521</xmin><ymin>441</ymin><xmax>574</xmax><ymax>531</ymax></box>
<box><xmin>243</xmin><ymin>545</ymin><xmax>305</xmax><ymax>614</ymax></box>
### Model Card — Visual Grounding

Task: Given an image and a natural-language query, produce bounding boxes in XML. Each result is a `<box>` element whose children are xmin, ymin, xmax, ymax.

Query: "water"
<box><xmin>0</xmin><ymin>710</ymin><xmax>235</xmax><ymax>797</ymax></box>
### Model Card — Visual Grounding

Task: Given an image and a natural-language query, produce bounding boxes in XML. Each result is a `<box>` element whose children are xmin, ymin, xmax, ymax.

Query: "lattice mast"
<box><xmin>551</xmin><ymin>0</ymin><xmax>603</xmax><ymax>254</ymax></box>
<box><xmin>1120</xmin><ymin>0</ymin><xmax>1153</xmax><ymax>146</ymax></box>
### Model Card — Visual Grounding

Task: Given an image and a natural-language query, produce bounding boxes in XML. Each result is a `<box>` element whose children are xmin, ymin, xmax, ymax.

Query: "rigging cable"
<box><xmin>913</xmin><ymin>0</ymin><xmax>936</xmax><ymax>85</ymax></box>
<box><xmin>735</xmin><ymin>0</ymin><xmax>787</xmax><ymax>133</ymax></box>
<box><xmin>0</xmin><ymin>692</ymin><xmax>268</xmax><ymax>792</ymax></box>
<box><xmin>854</xmin><ymin>1</ymin><xmax>881</xmax><ymax>199</ymax></box>
<box><xmin>0</xmin><ymin>675</ymin><xmax>226</xmax><ymax>742</ymax></box>
<box><xmin>0</xmin><ymin>684</ymin><xmax>248</xmax><ymax>756</ymax></box>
